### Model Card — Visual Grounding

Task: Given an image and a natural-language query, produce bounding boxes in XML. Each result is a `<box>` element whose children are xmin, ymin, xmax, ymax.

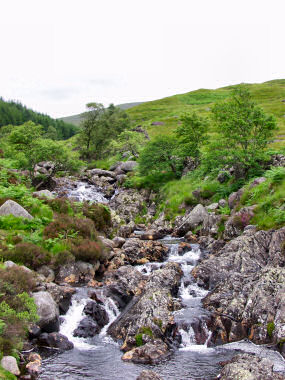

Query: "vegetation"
<box><xmin>0</xmin><ymin>97</ymin><xmax>78</xmax><ymax>139</ymax></box>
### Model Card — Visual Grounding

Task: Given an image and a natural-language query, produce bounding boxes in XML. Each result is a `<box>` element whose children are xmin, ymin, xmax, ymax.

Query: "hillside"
<box><xmin>126</xmin><ymin>79</ymin><xmax>285</xmax><ymax>148</ymax></box>
<box><xmin>0</xmin><ymin>97</ymin><xmax>78</xmax><ymax>140</ymax></box>
<box><xmin>59</xmin><ymin>102</ymin><xmax>143</xmax><ymax>126</ymax></box>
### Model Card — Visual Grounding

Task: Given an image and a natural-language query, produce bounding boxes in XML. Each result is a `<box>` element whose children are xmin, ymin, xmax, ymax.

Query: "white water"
<box><xmin>55</xmin><ymin>181</ymin><xmax>109</xmax><ymax>203</ymax></box>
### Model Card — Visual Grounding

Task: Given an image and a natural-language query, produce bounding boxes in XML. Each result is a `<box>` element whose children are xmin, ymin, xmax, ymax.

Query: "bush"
<box><xmin>70</xmin><ymin>239</ymin><xmax>106</xmax><ymax>263</ymax></box>
<box><xmin>44</xmin><ymin>215</ymin><xmax>96</xmax><ymax>240</ymax></box>
<box><xmin>45</xmin><ymin>197</ymin><xmax>74</xmax><ymax>215</ymax></box>
<box><xmin>82</xmin><ymin>202</ymin><xmax>111</xmax><ymax>232</ymax></box>
<box><xmin>2</xmin><ymin>243</ymin><xmax>51</xmax><ymax>270</ymax></box>
<box><xmin>53</xmin><ymin>250</ymin><xmax>75</xmax><ymax>267</ymax></box>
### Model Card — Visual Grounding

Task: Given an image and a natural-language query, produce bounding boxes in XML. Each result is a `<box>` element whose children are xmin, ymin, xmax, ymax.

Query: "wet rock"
<box><xmin>136</xmin><ymin>370</ymin><xmax>164</xmax><ymax>380</ymax></box>
<box><xmin>140</xmin><ymin>230</ymin><xmax>164</xmax><ymax>240</ymax></box>
<box><xmin>55</xmin><ymin>261</ymin><xmax>97</xmax><ymax>285</ymax></box>
<box><xmin>73</xmin><ymin>317</ymin><xmax>100</xmax><ymax>337</ymax></box>
<box><xmin>45</xmin><ymin>283</ymin><xmax>75</xmax><ymax>315</ymax></box>
<box><xmin>193</xmin><ymin>227</ymin><xmax>285</xmax><ymax>346</ymax></box>
<box><xmin>108</xmin><ymin>262</ymin><xmax>183</xmax><ymax>350</ymax></box>
<box><xmin>33</xmin><ymin>291</ymin><xmax>59</xmax><ymax>333</ymax></box>
<box><xmin>0</xmin><ymin>199</ymin><xmax>33</xmax><ymax>219</ymax></box>
<box><xmin>37</xmin><ymin>332</ymin><xmax>74</xmax><ymax>350</ymax></box>
<box><xmin>122</xmin><ymin>341</ymin><xmax>170</xmax><ymax>364</ymax></box>
<box><xmin>121</xmin><ymin>238</ymin><xmax>169</xmax><ymax>265</ymax></box>
<box><xmin>26</xmin><ymin>353</ymin><xmax>42</xmax><ymax>378</ymax></box>
<box><xmin>178</xmin><ymin>242</ymin><xmax>192</xmax><ymax>255</ymax></box>
<box><xmin>0</xmin><ymin>356</ymin><xmax>20</xmax><ymax>376</ymax></box>
<box><xmin>83</xmin><ymin>301</ymin><xmax>109</xmax><ymax>328</ymax></box>
<box><xmin>218</xmin><ymin>353</ymin><xmax>285</xmax><ymax>380</ymax></box>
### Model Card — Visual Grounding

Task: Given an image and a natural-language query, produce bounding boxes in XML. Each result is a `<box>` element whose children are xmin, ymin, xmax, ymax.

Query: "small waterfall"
<box><xmin>100</xmin><ymin>297</ymin><xmax>120</xmax><ymax>344</ymax></box>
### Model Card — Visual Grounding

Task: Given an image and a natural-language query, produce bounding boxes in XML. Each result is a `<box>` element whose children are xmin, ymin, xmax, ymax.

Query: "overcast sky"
<box><xmin>1</xmin><ymin>0</ymin><xmax>284</xmax><ymax>118</ymax></box>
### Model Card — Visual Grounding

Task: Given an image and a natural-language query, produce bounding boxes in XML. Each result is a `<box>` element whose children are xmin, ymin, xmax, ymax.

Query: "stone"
<box><xmin>33</xmin><ymin>189</ymin><xmax>54</xmax><ymax>199</ymax></box>
<box><xmin>26</xmin><ymin>353</ymin><xmax>42</xmax><ymax>378</ymax></box>
<box><xmin>37</xmin><ymin>265</ymin><xmax>55</xmax><ymax>282</ymax></box>
<box><xmin>83</xmin><ymin>301</ymin><xmax>109</xmax><ymax>328</ymax></box>
<box><xmin>136</xmin><ymin>370</ymin><xmax>164</xmax><ymax>380</ymax></box>
<box><xmin>122</xmin><ymin>341</ymin><xmax>170</xmax><ymax>364</ymax></box>
<box><xmin>151</xmin><ymin>121</ymin><xmax>164</xmax><ymax>126</ymax></box>
<box><xmin>119</xmin><ymin>161</ymin><xmax>138</xmax><ymax>172</ymax></box>
<box><xmin>110</xmin><ymin>189</ymin><xmax>144</xmax><ymax>223</ymax></box>
<box><xmin>206</xmin><ymin>203</ymin><xmax>219</xmax><ymax>211</ymax></box>
<box><xmin>33</xmin><ymin>291</ymin><xmax>60</xmax><ymax>332</ymax></box>
<box><xmin>112</xmin><ymin>236</ymin><xmax>126</xmax><ymax>248</ymax></box>
<box><xmin>140</xmin><ymin>230</ymin><xmax>164</xmax><ymax>240</ymax></box>
<box><xmin>73</xmin><ymin>317</ymin><xmax>100</xmax><ymax>338</ymax></box>
<box><xmin>249</xmin><ymin>177</ymin><xmax>266</xmax><ymax>188</ymax></box>
<box><xmin>228</xmin><ymin>188</ymin><xmax>244</xmax><ymax>209</ymax></box>
<box><xmin>218</xmin><ymin>199</ymin><xmax>228</xmax><ymax>208</ymax></box>
<box><xmin>37</xmin><ymin>332</ymin><xmax>74</xmax><ymax>350</ymax></box>
<box><xmin>55</xmin><ymin>261</ymin><xmax>96</xmax><ymax>285</ymax></box>
<box><xmin>45</xmin><ymin>282</ymin><xmax>75</xmax><ymax>315</ymax></box>
<box><xmin>175</xmin><ymin>204</ymin><xmax>208</xmax><ymax>236</ymax></box>
<box><xmin>88</xmin><ymin>168</ymin><xmax>116</xmax><ymax>178</ymax></box>
<box><xmin>0</xmin><ymin>356</ymin><xmax>20</xmax><ymax>376</ymax></box>
<box><xmin>121</xmin><ymin>238</ymin><xmax>169</xmax><ymax>265</ymax></box>
<box><xmin>0</xmin><ymin>199</ymin><xmax>33</xmax><ymax>219</ymax></box>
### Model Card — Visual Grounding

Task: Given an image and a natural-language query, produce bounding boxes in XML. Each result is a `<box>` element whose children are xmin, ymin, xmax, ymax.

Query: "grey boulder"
<box><xmin>0</xmin><ymin>199</ymin><xmax>33</xmax><ymax>219</ymax></box>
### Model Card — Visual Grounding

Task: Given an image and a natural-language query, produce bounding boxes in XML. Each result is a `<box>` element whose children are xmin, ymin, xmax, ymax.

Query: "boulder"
<box><xmin>45</xmin><ymin>282</ymin><xmax>75</xmax><ymax>315</ymax></box>
<box><xmin>122</xmin><ymin>341</ymin><xmax>170</xmax><ymax>364</ymax></box>
<box><xmin>140</xmin><ymin>230</ymin><xmax>164</xmax><ymax>241</ymax></box>
<box><xmin>37</xmin><ymin>332</ymin><xmax>74</xmax><ymax>350</ymax></box>
<box><xmin>33</xmin><ymin>189</ymin><xmax>54</xmax><ymax>199</ymax></box>
<box><xmin>83</xmin><ymin>301</ymin><xmax>109</xmax><ymax>328</ymax></box>
<box><xmin>228</xmin><ymin>188</ymin><xmax>244</xmax><ymax>209</ymax></box>
<box><xmin>26</xmin><ymin>353</ymin><xmax>42</xmax><ymax>378</ymax></box>
<box><xmin>218</xmin><ymin>199</ymin><xmax>228</xmax><ymax>208</ymax></box>
<box><xmin>33</xmin><ymin>291</ymin><xmax>59</xmax><ymax>332</ymax></box>
<box><xmin>37</xmin><ymin>265</ymin><xmax>55</xmax><ymax>282</ymax></box>
<box><xmin>218</xmin><ymin>354</ymin><xmax>285</xmax><ymax>380</ymax></box>
<box><xmin>136</xmin><ymin>370</ymin><xmax>164</xmax><ymax>380</ymax></box>
<box><xmin>175</xmin><ymin>204</ymin><xmax>208</xmax><ymax>236</ymax></box>
<box><xmin>206</xmin><ymin>203</ymin><xmax>219</xmax><ymax>211</ymax></box>
<box><xmin>223</xmin><ymin>206</ymin><xmax>256</xmax><ymax>240</ymax></box>
<box><xmin>108</xmin><ymin>262</ymin><xmax>183</xmax><ymax>351</ymax></box>
<box><xmin>88</xmin><ymin>168</ymin><xmax>116</xmax><ymax>178</ymax></box>
<box><xmin>119</xmin><ymin>161</ymin><xmax>138</xmax><ymax>172</ymax></box>
<box><xmin>109</xmin><ymin>189</ymin><xmax>144</xmax><ymax>223</ymax></box>
<box><xmin>55</xmin><ymin>261</ymin><xmax>97</xmax><ymax>285</ymax></box>
<box><xmin>0</xmin><ymin>199</ymin><xmax>33</xmax><ymax>219</ymax></box>
<box><xmin>0</xmin><ymin>356</ymin><xmax>20</xmax><ymax>376</ymax></box>
<box><xmin>73</xmin><ymin>317</ymin><xmax>100</xmax><ymax>338</ymax></box>
<box><xmin>121</xmin><ymin>238</ymin><xmax>169</xmax><ymax>265</ymax></box>
<box><xmin>112</xmin><ymin>236</ymin><xmax>126</xmax><ymax>248</ymax></box>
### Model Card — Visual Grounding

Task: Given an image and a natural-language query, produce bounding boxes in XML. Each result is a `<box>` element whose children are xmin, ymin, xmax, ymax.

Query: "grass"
<box><xmin>126</xmin><ymin>79</ymin><xmax>285</xmax><ymax>147</ymax></box>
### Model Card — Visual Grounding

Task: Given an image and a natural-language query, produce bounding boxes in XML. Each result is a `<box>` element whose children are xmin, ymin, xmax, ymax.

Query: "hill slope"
<box><xmin>126</xmin><ymin>79</ymin><xmax>285</xmax><ymax>148</ymax></box>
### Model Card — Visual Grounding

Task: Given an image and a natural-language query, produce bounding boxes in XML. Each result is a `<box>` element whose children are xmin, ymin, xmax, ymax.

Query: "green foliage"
<box><xmin>135</xmin><ymin>333</ymin><xmax>143</xmax><ymax>347</ymax></box>
<box><xmin>82</xmin><ymin>202</ymin><xmax>112</xmax><ymax>232</ymax></box>
<box><xmin>0</xmin><ymin>366</ymin><xmax>17</xmax><ymax>380</ymax></box>
<box><xmin>70</xmin><ymin>239</ymin><xmax>106</xmax><ymax>263</ymax></box>
<box><xmin>0</xmin><ymin>216</ymin><xmax>48</xmax><ymax>231</ymax></box>
<box><xmin>176</xmin><ymin>112</ymin><xmax>208</xmax><ymax>158</ymax></box>
<box><xmin>267</xmin><ymin>322</ymin><xmax>275</xmax><ymax>338</ymax></box>
<box><xmin>43</xmin><ymin>215</ymin><xmax>96</xmax><ymax>240</ymax></box>
<box><xmin>77</xmin><ymin>103</ymin><xmax>130</xmax><ymax>159</ymax></box>
<box><xmin>208</xmin><ymin>86</ymin><xmax>278</xmax><ymax>177</ymax></box>
<box><xmin>139</xmin><ymin>135</ymin><xmax>182</xmax><ymax>177</ymax></box>
<box><xmin>0</xmin><ymin>96</ymin><xmax>78</xmax><ymax>139</ymax></box>
<box><xmin>109</xmin><ymin>130</ymin><xmax>146</xmax><ymax>158</ymax></box>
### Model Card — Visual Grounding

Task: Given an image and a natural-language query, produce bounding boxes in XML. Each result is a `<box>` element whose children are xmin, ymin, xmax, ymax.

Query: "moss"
<box><xmin>153</xmin><ymin>318</ymin><xmax>163</xmax><ymax>329</ymax></box>
<box><xmin>0</xmin><ymin>366</ymin><xmax>17</xmax><ymax>380</ymax></box>
<box><xmin>135</xmin><ymin>333</ymin><xmax>143</xmax><ymax>347</ymax></box>
<box><xmin>139</xmin><ymin>326</ymin><xmax>153</xmax><ymax>337</ymax></box>
<box><xmin>267</xmin><ymin>321</ymin><xmax>275</xmax><ymax>338</ymax></box>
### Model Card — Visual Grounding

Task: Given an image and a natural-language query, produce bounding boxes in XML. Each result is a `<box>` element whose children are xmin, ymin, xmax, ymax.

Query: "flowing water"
<box><xmin>40</xmin><ymin>183</ymin><xmax>285</xmax><ymax>379</ymax></box>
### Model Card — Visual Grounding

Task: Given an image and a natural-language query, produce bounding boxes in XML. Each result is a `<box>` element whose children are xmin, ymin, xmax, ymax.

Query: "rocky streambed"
<box><xmin>29</xmin><ymin>177</ymin><xmax>284</xmax><ymax>380</ymax></box>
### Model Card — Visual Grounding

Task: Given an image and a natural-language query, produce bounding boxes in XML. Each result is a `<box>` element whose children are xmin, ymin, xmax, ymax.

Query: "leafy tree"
<box><xmin>110</xmin><ymin>130</ymin><xmax>146</xmax><ymax>158</ymax></box>
<box><xmin>78</xmin><ymin>103</ymin><xmax>130</xmax><ymax>159</ymax></box>
<box><xmin>139</xmin><ymin>135</ymin><xmax>181</xmax><ymax>177</ymax></box>
<box><xmin>8</xmin><ymin>121</ymin><xmax>81</xmax><ymax>180</ymax></box>
<box><xmin>207</xmin><ymin>86</ymin><xmax>277</xmax><ymax>177</ymax></box>
<box><xmin>176</xmin><ymin>112</ymin><xmax>208</xmax><ymax>159</ymax></box>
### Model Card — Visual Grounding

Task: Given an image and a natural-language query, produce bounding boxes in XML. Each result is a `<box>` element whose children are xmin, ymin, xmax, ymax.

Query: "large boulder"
<box><xmin>55</xmin><ymin>261</ymin><xmax>97</xmax><ymax>285</ymax></box>
<box><xmin>33</xmin><ymin>189</ymin><xmax>54</xmax><ymax>199</ymax></box>
<box><xmin>83</xmin><ymin>301</ymin><xmax>109</xmax><ymax>328</ymax></box>
<box><xmin>122</xmin><ymin>340</ymin><xmax>170</xmax><ymax>364</ymax></box>
<box><xmin>119</xmin><ymin>161</ymin><xmax>138</xmax><ymax>172</ymax></box>
<box><xmin>109</xmin><ymin>189</ymin><xmax>144</xmax><ymax>223</ymax></box>
<box><xmin>108</xmin><ymin>262</ymin><xmax>183</xmax><ymax>355</ymax></box>
<box><xmin>73</xmin><ymin>317</ymin><xmax>100</xmax><ymax>338</ymax></box>
<box><xmin>192</xmin><ymin>227</ymin><xmax>285</xmax><ymax>346</ymax></box>
<box><xmin>37</xmin><ymin>332</ymin><xmax>74</xmax><ymax>351</ymax></box>
<box><xmin>45</xmin><ymin>282</ymin><xmax>75</xmax><ymax>315</ymax></box>
<box><xmin>87</xmin><ymin>168</ymin><xmax>116</xmax><ymax>178</ymax></box>
<box><xmin>121</xmin><ymin>238</ymin><xmax>169</xmax><ymax>265</ymax></box>
<box><xmin>0</xmin><ymin>356</ymin><xmax>20</xmax><ymax>376</ymax></box>
<box><xmin>218</xmin><ymin>354</ymin><xmax>285</xmax><ymax>380</ymax></box>
<box><xmin>175</xmin><ymin>204</ymin><xmax>208</xmax><ymax>236</ymax></box>
<box><xmin>33</xmin><ymin>291</ymin><xmax>60</xmax><ymax>333</ymax></box>
<box><xmin>0</xmin><ymin>199</ymin><xmax>33</xmax><ymax>219</ymax></box>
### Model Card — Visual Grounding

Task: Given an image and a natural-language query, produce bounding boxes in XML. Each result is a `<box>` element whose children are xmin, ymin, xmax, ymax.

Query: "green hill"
<box><xmin>0</xmin><ymin>97</ymin><xmax>78</xmax><ymax>140</ymax></box>
<box><xmin>59</xmin><ymin>102</ymin><xmax>143</xmax><ymax>126</ymax></box>
<box><xmin>126</xmin><ymin>79</ymin><xmax>285</xmax><ymax>148</ymax></box>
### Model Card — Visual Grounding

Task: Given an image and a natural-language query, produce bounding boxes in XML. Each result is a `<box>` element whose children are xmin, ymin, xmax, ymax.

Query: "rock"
<box><xmin>136</xmin><ymin>370</ymin><xmax>164</xmax><ymax>380</ymax></box>
<box><xmin>118</xmin><ymin>221</ymin><xmax>136</xmax><ymax>238</ymax></box>
<box><xmin>119</xmin><ymin>161</ymin><xmax>138</xmax><ymax>172</ymax></box>
<box><xmin>192</xmin><ymin>227</ymin><xmax>285</xmax><ymax>346</ymax></box>
<box><xmin>3</xmin><ymin>260</ymin><xmax>17</xmax><ymax>269</ymax></box>
<box><xmin>88</xmin><ymin>168</ymin><xmax>116</xmax><ymax>178</ymax></box>
<box><xmin>37</xmin><ymin>265</ymin><xmax>55</xmax><ymax>282</ymax></box>
<box><xmin>206</xmin><ymin>203</ymin><xmax>219</xmax><ymax>211</ymax></box>
<box><xmin>26</xmin><ymin>353</ymin><xmax>42</xmax><ymax>378</ymax></box>
<box><xmin>217</xmin><ymin>171</ymin><xmax>230</xmax><ymax>183</ymax></box>
<box><xmin>218</xmin><ymin>353</ymin><xmax>285</xmax><ymax>380</ymax></box>
<box><xmin>33</xmin><ymin>291</ymin><xmax>60</xmax><ymax>333</ymax></box>
<box><xmin>37</xmin><ymin>332</ymin><xmax>74</xmax><ymax>350</ymax></box>
<box><xmin>150</xmin><ymin>212</ymin><xmax>173</xmax><ymax>234</ymax></box>
<box><xmin>45</xmin><ymin>283</ymin><xmax>75</xmax><ymax>315</ymax></box>
<box><xmin>140</xmin><ymin>230</ymin><xmax>164</xmax><ymax>240</ymax></box>
<box><xmin>122</xmin><ymin>341</ymin><xmax>170</xmax><ymax>364</ymax></box>
<box><xmin>218</xmin><ymin>199</ymin><xmax>228</xmax><ymax>208</ymax></box>
<box><xmin>83</xmin><ymin>301</ymin><xmax>109</xmax><ymax>328</ymax></box>
<box><xmin>104</xmin><ymin>265</ymin><xmax>146</xmax><ymax>309</ymax></box>
<box><xmin>151</xmin><ymin>121</ymin><xmax>164</xmax><ymax>126</ymax></box>
<box><xmin>223</xmin><ymin>206</ymin><xmax>255</xmax><ymax>240</ymax></box>
<box><xmin>116</xmin><ymin>174</ymin><xmax>127</xmax><ymax>185</ymax></box>
<box><xmin>0</xmin><ymin>356</ymin><xmax>20</xmax><ymax>376</ymax></box>
<box><xmin>108</xmin><ymin>262</ymin><xmax>183</xmax><ymax>351</ymax></box>
<box><xmin>175</xmin><ymin>204</ymin><xmax>208</xmax><ymax>236</ymax></box>
<box><xmin>200</xmin><ymin>214</ymin><xmax>222</xmax><ymax>237</ymax></box>
<box><xmin>249</xmin><ymin>177</ymin><xmax>266</xmax><ymax>188</ymax></box>
<box><xmin>182</xmin><ymin>157</ymin><xmax>199</xmax><ymax>176</ymax></box>
<box><xmin>55</xmin><ymin>261</ymin><xmax>96</xmax><ymax>285</ymax></box>
<box><xmin>228</xmin><ymin>188</ymin><xmax>244</xmax><ymax>209</ymax></box>
<box><xmin>270</xmin><ymin>154</ymin><xmax>285</xmax><ymax>167</ymax></box>
<box><xmin>98</xmin><ymin>236</ymin><xmax>115</xmax><ymax>249</ymax></box>
<box><xmin>0</xmin><ymin>199</ymin><xmax>33</xmax><ymax>219</ymax></box>
<box><xmin>109</xmin><ymin>189</ymin><xmax>144</xmax><ymax>223</ymax></box>
<box><xmin>28</xmin><ymin>324</ymin><xmax>41</xmax><ymax>339</ymax></box>
<box><xmin>73</xmin><ymin>317</ymin><xmax>100</xmax><ymax>337</ymax></box>
<box><xmin>33</xmin><ymin>189</ymin><xmax>54</xmax><ymax>199</ymax></box>
<box><xmin>112</xmin><ymin>236</ymin><xmax>126</xmax><ymax>248</ymax></box>
<box><xmin>121</xmin><ymin>238</ymin><xmax>169</xmax><ymax>265</ymax></box>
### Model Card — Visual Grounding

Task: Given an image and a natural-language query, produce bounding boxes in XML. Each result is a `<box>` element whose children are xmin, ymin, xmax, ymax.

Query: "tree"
<box><xmin>208</xmin><ymin>86</ymin><xmax>277</xmax><ymax>177</ymax></box>
<box><xmin>176</xmin><ymin>112</ymin><xmax>208</xmax><ymax>160</ymax></box>
<box><xmin>78</xmin><ymin>103</ymin><xmax>130</xmax><ymax>159</ymax></box>
<box><xmin>109</xmin><ymin>130</ymin><xmax>146</xmax><ymax>158</ymax></box>
<box><xmin>139</xmin><ymin>135</ymin><xmax>181</xmax><ymax>177</ymax></box>
<box><xmin>8</xmin><ymin>121</ymin><xmax>81</xmax><ymax>181</ymax></box>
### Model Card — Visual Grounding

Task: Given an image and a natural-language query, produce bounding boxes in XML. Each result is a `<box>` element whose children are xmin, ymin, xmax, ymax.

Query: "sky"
<box><xmin>1</xmin><ymin>0</ymin><xmax>284</xmax><ymax>118</ymax></box>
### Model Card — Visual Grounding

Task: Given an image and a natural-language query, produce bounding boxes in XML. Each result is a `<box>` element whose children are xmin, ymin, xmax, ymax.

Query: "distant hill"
<box><xmin>0</xmin><ymin>97</ymin><xmax>78</xmax><ymax>139</ymax></box>
<box><xmin>59</xmin><ymin>102</ymin><xmax>143</xmax><ymax>126</ymax></box>
<box><xmin>126</xmin><ymin>79</ymin><xmax>285</xmax><ymax>148</ymax></box>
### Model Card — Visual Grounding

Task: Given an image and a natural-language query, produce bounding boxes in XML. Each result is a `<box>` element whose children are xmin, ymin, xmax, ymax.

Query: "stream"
<box><xmin>38</xmin><ymin>181</ymin><xmax>285</xmax><ymax>379</ymax></box>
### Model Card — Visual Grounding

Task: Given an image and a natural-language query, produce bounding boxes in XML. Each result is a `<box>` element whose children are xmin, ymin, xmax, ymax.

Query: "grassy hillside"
<box><xmin>126</xmin><ymin>79</ymin><xmax>285</xmax><ymax>148</ymax></box>
<box><xmin>59</xmin><ymin>102</ymin><xmax>143</xmax><ymax>126</ymax></box>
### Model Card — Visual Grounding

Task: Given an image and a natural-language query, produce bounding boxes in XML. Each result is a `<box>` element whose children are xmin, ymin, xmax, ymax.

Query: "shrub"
<box><xmin>53</xmin><ymin>250</ymin><xmax>75</xmax><ymax>267</ymax></box>
<box><xmin>2</xmin><ymin>242</ymin><xmax>51</xmax><ymax>270</ymax></box>
<box><xmin>45</xmin><ymin>197</ymin><xmax>73</xmax><ymax>215</ymax></box>
<box><xmin>82</xmin><ymin>202</ymin><xmax>112</xmax><ymax>232</ymax></box>
<box><xmin>70</xmin><ymin>239</ymin><xmax>106</xmax><ymax>263</ymax></box>
<box><xmin>44</xmin><ymin>215</ymin><xmax>96</xmax><ymax>240</ymax></box>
